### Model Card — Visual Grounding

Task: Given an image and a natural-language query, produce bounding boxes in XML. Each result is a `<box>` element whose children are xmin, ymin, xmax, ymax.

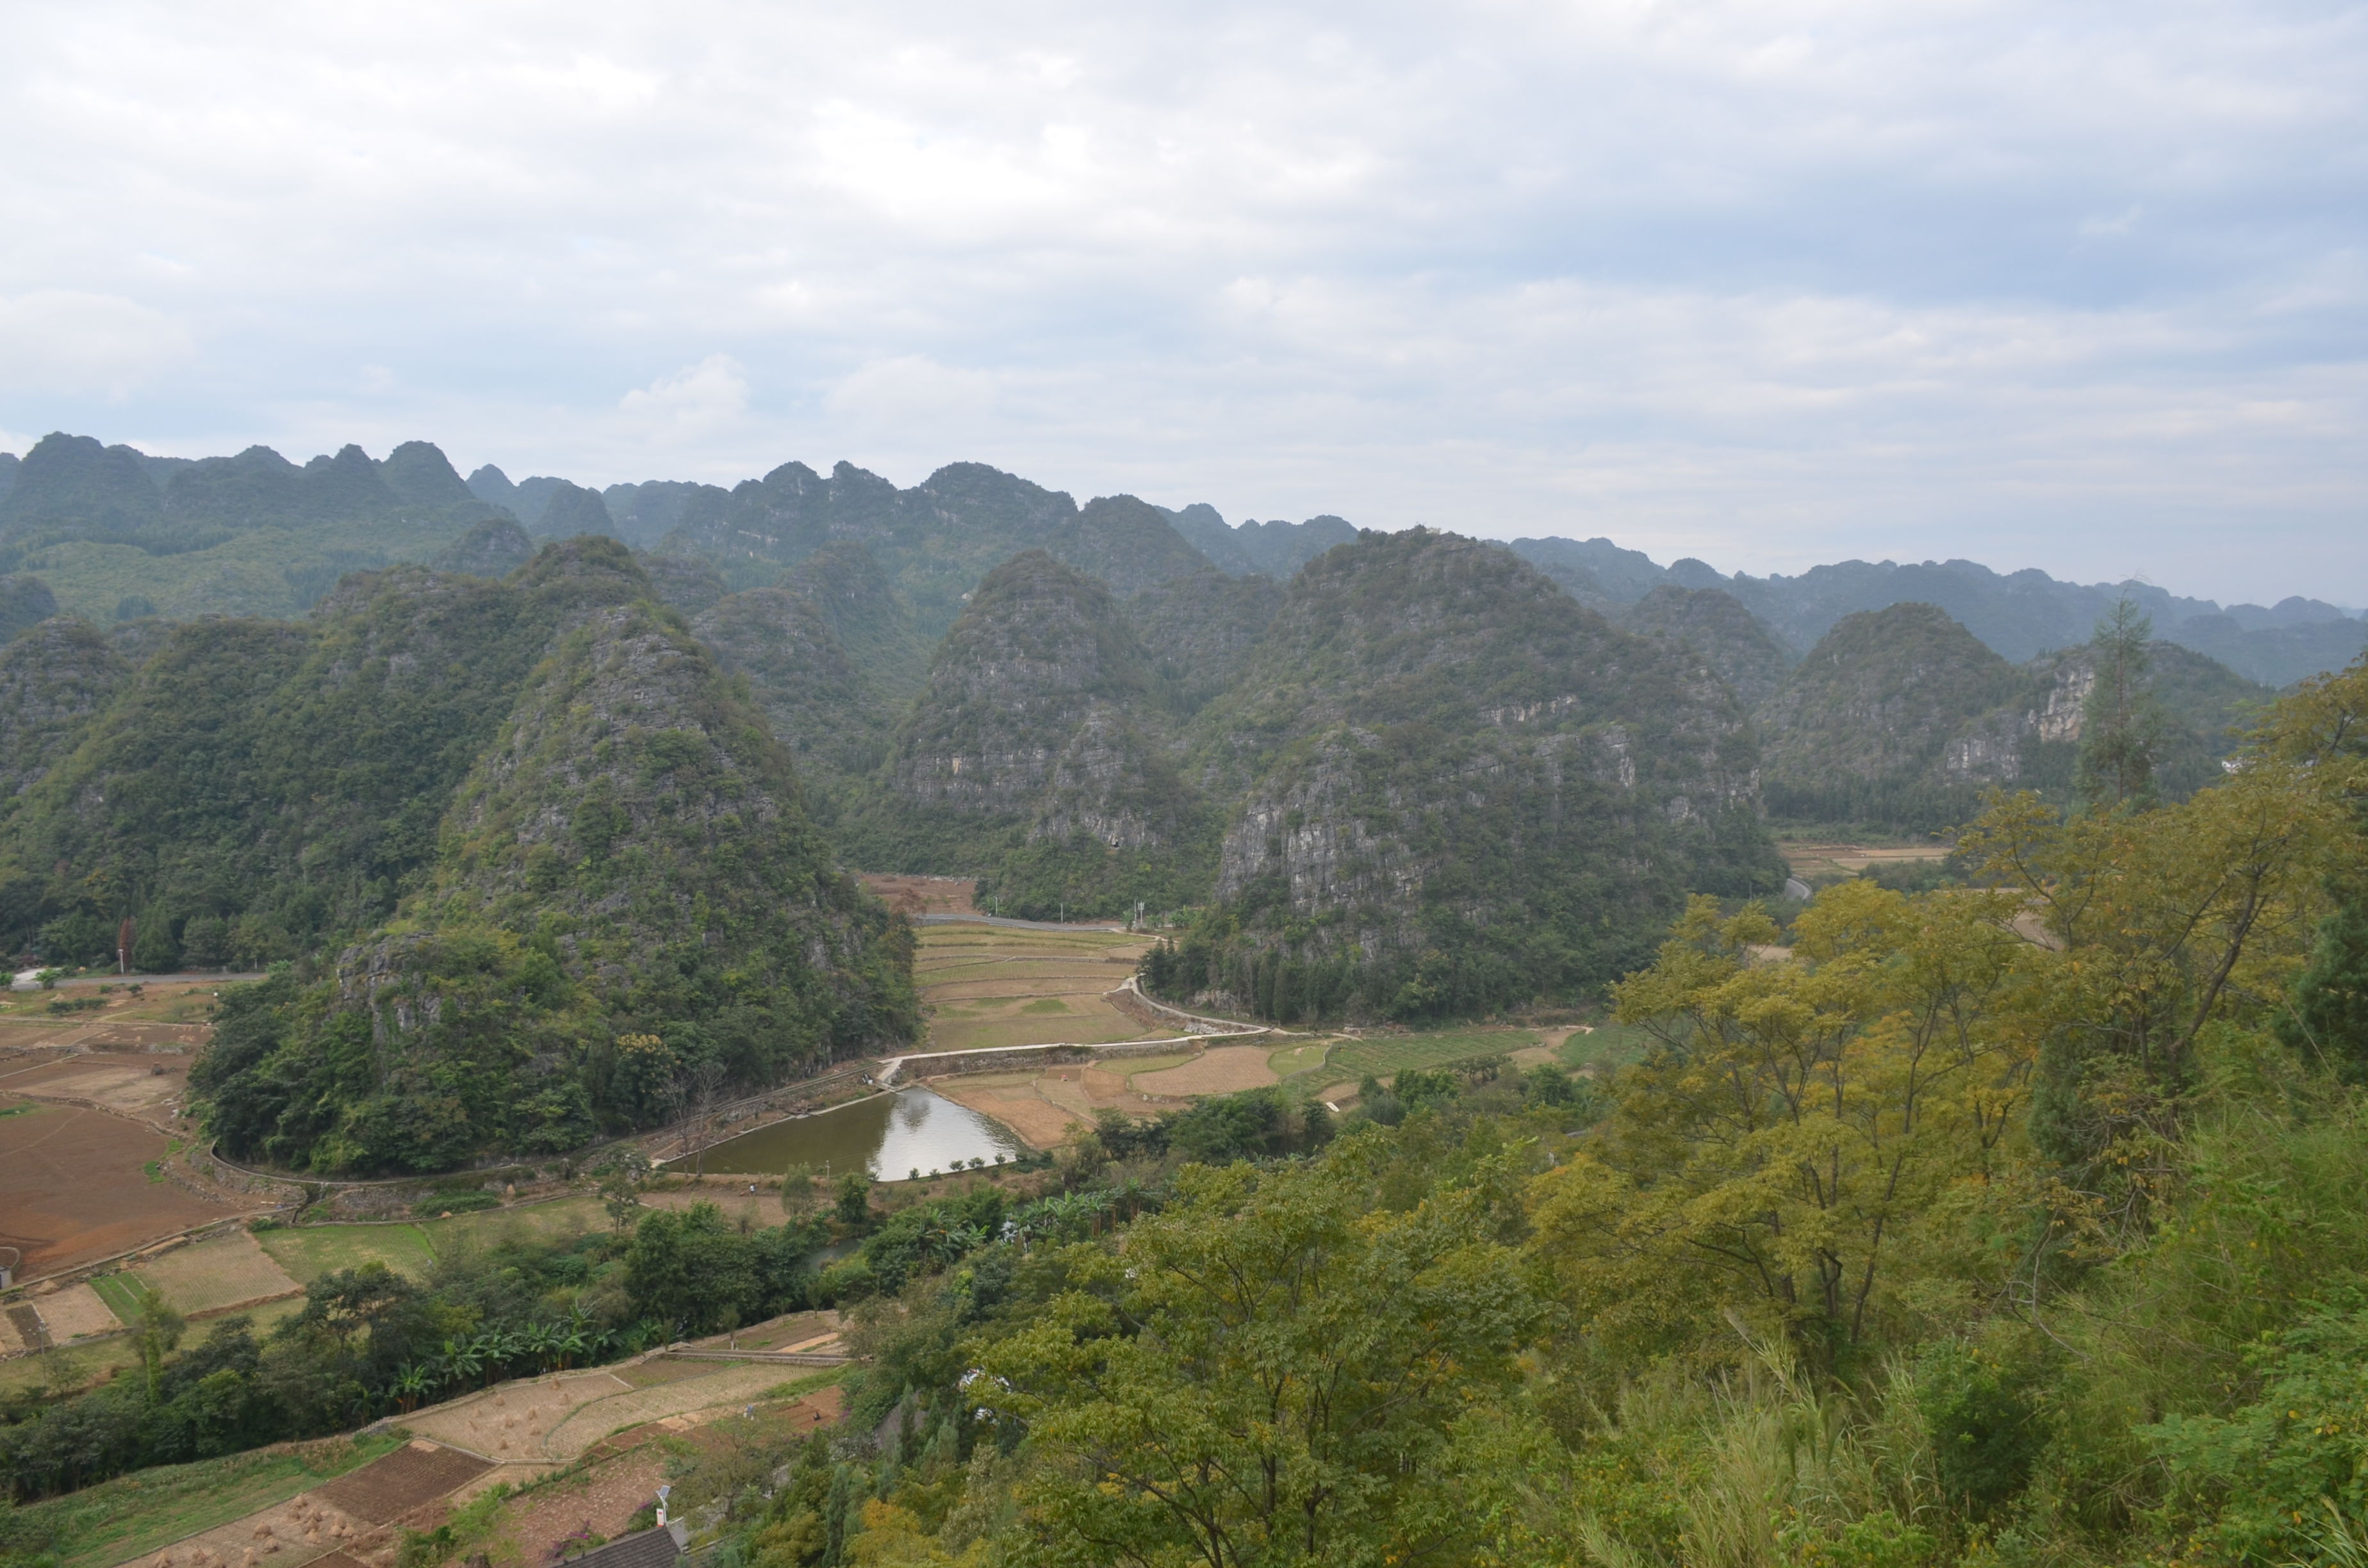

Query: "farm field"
<box><xmin>1777</xmin><ymin>838</ymin><xmax>1953</xmax><ymax>881</ymax></box>
<box><xmin>127</xmin><ymin>1230</ymin><xmax>300</xmax><ymax>1316</ymax></box>
<box><xmin>0</xmin><ymin>1047</ymin><xmax>193</xmax><ymax>1129</ymax></box>
<box><xmin>1328</xmin><ymin>1027</ymin><xmax>1541</xmax><ymax>1082</ymax></box>
<box><xmin>0</xmin><ymin>977</ymin><xmax>224</xmax><ymax>1026</ymax></box>
<box><xmin>256</xmin><ymin>1196</ymin><xmax>606</xmax><ymax>1284</ymax></box>
<box><xmin>10</xmin><ymin>1432</ymin><xmax>405</xmax><ymax>1568</ymax></box>
<box><xmin>0</xmin><ymin>1099</ymin><xmax>239</xmax><ymax>1275</ymax></box>
<box><xmin>914</xmin><ymin>923</ymin><xmax>1153</xmax><ymax>1054</ymax></box>
<box><xmin>857</xmin><ymin>872</ymin><xmax>980</xmax><ymax>916</ymax></box>
<box><xmin>935</xmin><ymin>1052</ymin><xmax>1199</xmax><ymax>1148</ymax></box>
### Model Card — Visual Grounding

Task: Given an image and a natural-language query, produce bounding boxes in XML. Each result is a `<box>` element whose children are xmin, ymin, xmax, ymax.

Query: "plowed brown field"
<box><xmin>0</xmin><ymin>1102</ymin><xmax>235</xmax><ymax>1273</ymax></box>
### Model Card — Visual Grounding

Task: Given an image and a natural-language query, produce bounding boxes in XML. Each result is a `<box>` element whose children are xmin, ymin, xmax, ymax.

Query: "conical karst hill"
<box><xmin>186</xmin><ymin>539</ymin><xmax>916</xmax><ymax>1173</ymax></box>
<box><xmin>857</xmin><ymin>550</ymin><xmax>1213</xmax><ymax>920</ymax></box>
<box><xmin>1149</xmin><ymin>528</ymin><xmax>1782</xmax><ymax>1021</ymax></box>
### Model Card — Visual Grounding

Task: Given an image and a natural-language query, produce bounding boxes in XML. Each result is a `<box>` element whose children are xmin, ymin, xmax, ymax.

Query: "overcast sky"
<box><xmin>2</xmin><ymin>1</ymin><xmax>2362</xmax><ymax>604</ymax></box>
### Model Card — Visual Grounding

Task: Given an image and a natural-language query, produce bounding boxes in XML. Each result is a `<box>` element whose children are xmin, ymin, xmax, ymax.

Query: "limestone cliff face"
<box><xmin>867</xmin><ymin>550</ymin><xmax>1212</xmax><ymax>917</ymax></box>
<box><xmin>1179</xmin><ymin>529</ymin><xmax>1778</xmax><ymax>1000</ymax></box>
<box><xmin>0</xmin><ymin>617</ymin><xmax>126</xmax><ymax>806</ymax></box>
<box><xmin>1754</xmin><ymin>603</ymin><xmax>2267</xmax><ymax>828</ymax></box>
<box><xmin>1942</xmin><ymin>657</ymin><xmax>2092</xmax><ymax>783</ymax></box>
<box><xmin>887</xmin><ymin>551</ymin><xmax>1162</xmax><ymax>819</ymax></box>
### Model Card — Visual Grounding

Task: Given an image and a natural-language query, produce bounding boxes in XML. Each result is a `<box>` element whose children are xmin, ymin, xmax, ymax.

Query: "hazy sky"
<box><xmin>3</xmin><ymin>1</ymin><xmax>2362</xmax><ymax>603</ymax></box>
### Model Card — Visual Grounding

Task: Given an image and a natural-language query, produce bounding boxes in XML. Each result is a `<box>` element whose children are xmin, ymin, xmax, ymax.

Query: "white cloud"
<box><xmin>0</xmin><ymin>291</ymin><xmax>193</xmax><ymax>398</ymax></box>
<box><xmin>618</xmin><ymin>354</ymin><xmax>752</xmax><ymax>443</ymax></box>
<box><xmin>825</xmin><ymin>356</ymin><xmax>997</xmax><ymax>429</ymax></box>
<box><xmin>0</xmin><ymin>0</ymin><xmax>2357</xmax><ymax>601</ymax></box>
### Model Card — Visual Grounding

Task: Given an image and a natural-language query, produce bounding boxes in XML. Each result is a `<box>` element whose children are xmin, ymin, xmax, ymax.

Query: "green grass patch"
<box><xmin>257</xmin><ymin>1221</ymin><xmax>436</xmax><ymax>1281</ymax></box>
<box><xmin>10</xmin><ymin>1432</ymin><xmax>404</xmax><ymax>1568</ymax></box>
<box><xmin>1018</xmin><ymin>997</ymin><xmax>1071</xmax><ymax>1015</ymax></box>
<box><xmin>86</xmin><ymin>1273</ymin><xmax>145</xmax><ymax>1327</ymax></box>
<box><xmin>1559</xmin><ymin>1022</ymin><xmax>1654</xmax><ymax>1075</ymax></box>
<box><xmin>0</xmin><ymin>1102</ymin><xmax>37</xmax><ymax>1118</ymax></box>
<box><xmin>1330</xmin><ymin>1028</ymin><xmax>1538</xmax><ymax>1080</ymax></box>
<box><xmin>1267</xmin><ymin>1041</ymin><xmax>1333</xmax><ymax>1081</ymax></box>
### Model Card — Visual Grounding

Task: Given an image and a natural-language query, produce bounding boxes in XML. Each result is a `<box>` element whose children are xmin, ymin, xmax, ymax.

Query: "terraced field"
<box><xmin>916</xmin><ymin>924</ymin><xmax>1152</xmax><ymax>1054</ymax></box>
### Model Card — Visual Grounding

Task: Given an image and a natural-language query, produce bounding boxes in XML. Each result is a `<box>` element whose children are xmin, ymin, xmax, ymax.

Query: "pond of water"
<box><xmin>687</xmin><ymin>1086</ymin><xmax>1032</xmax><ymax>1179</ymax></box>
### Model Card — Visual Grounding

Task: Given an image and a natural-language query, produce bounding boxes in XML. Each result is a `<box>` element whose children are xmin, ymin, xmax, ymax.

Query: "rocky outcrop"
<box><xmin>204</xmin><ymin>591</ymin><xmax>917</xmax><ymax>1172</ymax></box>
<box><xmin>887</xmin><ymin>552</ymin><xmax>1163</xmax><ymax>816</ymax></box>
<box><xmin>1755</xmin><ymin>604</ymin><xmax>2270</xmax><ymax>827</ymax></box>
<box><xmin>1048</xmin><ymin>495</ymin><xmax>1210</xmax><ymax>597</ymax></box>
<box><xmin>1163</xmin><ymin>528</ymin><xmax>1779</xmax><ymax>1018</ymax></box>
<box><xmin>867</xmin><ymin>551</ymin><xmax>1211</xmax><ymax>917</ymax></box>
<box><xmin>536</xmin><ymin>480</ymin><xmax>616</xmax><ymax>539</ymax></box>
<box><xmin>1756</xmin><ymin>603</ymin><xmax>2025</xmax><ymax>787</ymax></box>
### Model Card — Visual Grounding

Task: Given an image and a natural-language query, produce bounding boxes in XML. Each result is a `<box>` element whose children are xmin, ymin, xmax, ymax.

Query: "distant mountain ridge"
<box><xmin>1508</xmin><ymin>538</ymin><xmax>2362</xmax><ymax>689</ymax></box>
<box><xmin>7</xmin><ymin>429</ymin><xmax>2358</xmax><ymax>687</ymax></box>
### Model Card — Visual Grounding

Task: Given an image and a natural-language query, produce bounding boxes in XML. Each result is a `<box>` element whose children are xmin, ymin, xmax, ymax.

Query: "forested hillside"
<box><xmin>297</xmin><ymin>648</ymin><xmax>2362</xmax><ymax>1568</ymax></box>
<box><xmin>192</xmin><ymin>554</ymin><xmax>917</xmax><ymax>1172</ymax></box>
<box><xmin>0</xmin><ymin>539</ymin><xmax>916</xmax><ymax>1172</ymax></box>
<box><xmin>6</xmin><ymin>427</ymin><xmax>2359</xmax><ymax>685</ymax></box>
<box><xmin>1757</xmin><ymin>600</ymin><xmax>2273</xmax><ymax>832</ymax></box>
<box><xmin>1150</xmin><ymin>528</ymin><xmax>1783</xmax><ymax>1021</ymax></box>
<box><xmin>851</xmin><ymin>550</ymin><xmax>1217</xmax><ymax>922</ymax></box>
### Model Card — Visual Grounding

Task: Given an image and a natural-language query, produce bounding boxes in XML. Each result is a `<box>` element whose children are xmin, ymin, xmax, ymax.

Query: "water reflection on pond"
<box><xmin>689</xmin><ymin>1086</ymin><xmax>1031</xmax><ymax>1179</ymax></box>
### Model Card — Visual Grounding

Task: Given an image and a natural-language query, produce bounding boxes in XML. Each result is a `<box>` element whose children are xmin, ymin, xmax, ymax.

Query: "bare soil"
<box><xmin>0</xmin><ymin>1101</ymin><xmax>236</xmax><ymax>1273</ymax></box>
<box><xmin>315</xmin><ymin>1442</ymin><xmax>495</xmax><ymax>1524</ymax></box>
<box><xmin>133</xmin><ymin>1232</ymin><xmax>302</xmax><ymax>1318</ymax></box>
<box><xmin>857</xmin><ymin>873</ymin><xmax>979</xmax><ymax>915</ymax></box>
<box><xmin>4</xmin><ymin>1050</ymin><xmax>192</xmax><ymax>1127</ymax></box>
<box><xmin>1131</xmin><ymin>1046</ymin><xmax>1280</xmax><ymax>1097</ymax></box>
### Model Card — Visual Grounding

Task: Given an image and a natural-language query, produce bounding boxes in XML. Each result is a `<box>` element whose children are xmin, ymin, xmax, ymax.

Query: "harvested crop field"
<box><xmin>1777</xmin><ymin>839</ymin><xmax>1953</xmax><ymax>878</ymax></box>
<box><xmin>403</xmin><ymin>1370</ymin><xmax>635</xmax><ymax>1460</ymax></box>
<box><xmin>1131</xmin><ymin>1046</ymin><xmax>1279</xmax><ymax>1096</ymax></box>
<box><xmin>934</xmin><ymin>1054</ymin><xmax>1205</xmax><ymax>1149</ymax></box>
<box><xmin>0</xmin><ymin>1100</ymin><xmax>237</xmax><ymax>1274</ymax></box>
<box><xmin>12</xmin><ymin>1433</ymin><xmax>402</xmax><ymax>1568</ymax></box>
<box><xmin>132</xmin><ymin>1230</ymin><xmax>301</xmax><ymax>1316</ymax></box>
<box><xmin>916</xmin><ymin>925</ymin><xmax>1153</xmax><ymax>1054</ymax></box>
<box><xmin>25</xmin><ymin>1281</ymin><xmax>125</xmax><ymax>1341</ymax></box>
<box><xmin>858</xmin><ymin>872</ymin><xmax>979</xmax><ymax>915</ymax></box>
<box><xmin>315</xmin><ymin>1440</ymin><xmax>495</xmax><ymax>1522</ymax></box>
<box><xmin>1</xmin><ymin>1050</ymin><xmax>190</xmax><ymax>1125</ymax></box>
<box><xmin>934</xmin><ymin>1074</ymin><xmax>1090</xmax><ymax>1148</ymax></box>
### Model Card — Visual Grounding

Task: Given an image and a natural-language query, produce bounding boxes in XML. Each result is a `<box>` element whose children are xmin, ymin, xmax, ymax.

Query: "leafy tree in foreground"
<box><xmin>1533</xmin><ymin>881</ymin><xmax>2033</xmax><ymax>1368</ymax></box>
<box><xmin>974</xmin><ymin>1141</ymin><xmax>1545</xmax><ymax>1567</ymax></box>
<box><xmin>2075</xmin><ymin>595</ymin><xmax>2169</xmax><ymax>812</ymax></box>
